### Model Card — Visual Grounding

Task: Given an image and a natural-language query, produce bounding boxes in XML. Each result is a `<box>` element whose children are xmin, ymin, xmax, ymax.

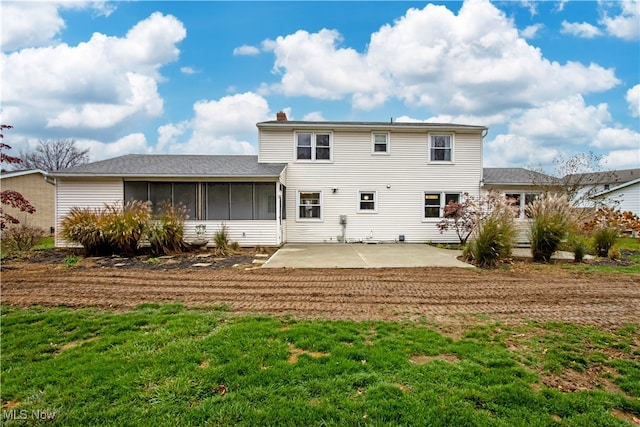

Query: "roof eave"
<box><xmin>257</xmin><ymin>121</ymin><xmax>487</xmax><ymax>132</ymax></box>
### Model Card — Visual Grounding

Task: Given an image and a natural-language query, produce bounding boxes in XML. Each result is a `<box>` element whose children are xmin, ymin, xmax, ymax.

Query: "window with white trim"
<box><xmin>505</xmin><ymin>192</ymin><xmax>539</xmax><ymax>219</ymax></box>
<box><xmin>424</xmin><ymin>192</ymin><xmax>461</xmax><ymax>218</ymax></box>
<box><xmin>358</xmin><ymin>191</ymin><xmax>377</xmax><ymax>212</ymax></box>
<box><xmin>372</xmin><ymin>133</ymin><xmax>389</xmax><ymax>154</ymax></box>
<box><xmin>298</xmin><ymin>191</ymin><xmax>322</xmax><ymax>220</ymax></box>
<box><xmin>429</xmin><ymin>134</ymin><xmax>453</xmax><ymax>162</ymax></box>
<box><xmin>296</xmin><ymin>132</ymin><xmax>332</xmax><ymax>161</ymax></box>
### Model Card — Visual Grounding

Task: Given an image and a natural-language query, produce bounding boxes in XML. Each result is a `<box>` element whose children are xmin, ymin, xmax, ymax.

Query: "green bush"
<box><xmin>568</xmin><ymin>234</ymin><xmax>589</xmax><ymax>263</ymax></box>
<box><xmin>593</xmin><ymin>227</ymin><xmax>618</xmax><ymax>257</ymax></box>
<box><xmin>526</xmin><ymin>194</ymin><xmax>573</xmax><ymax>262</ymax></box>
<box><xmin>60</xmin><ymin>207</ymin><xmax>110</xmax><ymax>256</ymax></box>
<box><xmin>214</xmin><ymin>223</ymin><xmax>229</xmax><ymax>250</ymax></box>
<box><xmin>463</xmin><ymin>217</ymin><xmax>516</xmax><ymax>268</ymax></box>
<box><xmin>147</xmin><ymin>202</ymin><xmax>187</xmax><ymax>256</ymax></box>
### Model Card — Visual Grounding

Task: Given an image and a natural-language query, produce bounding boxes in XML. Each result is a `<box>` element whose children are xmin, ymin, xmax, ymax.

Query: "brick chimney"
<box><xmin>276</xmin><ymin>111</ymin><xmax>287</xmax><ymax>121</ymax></box>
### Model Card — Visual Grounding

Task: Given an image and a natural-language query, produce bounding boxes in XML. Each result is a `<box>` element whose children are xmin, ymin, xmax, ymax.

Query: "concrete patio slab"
<box><xmin>262</xmin><ymin>243</ymin><xmax>474</xmax><ymax>269</ymax></box>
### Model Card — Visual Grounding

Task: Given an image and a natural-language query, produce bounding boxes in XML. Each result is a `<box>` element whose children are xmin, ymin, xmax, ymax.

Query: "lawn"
<box><xmin>1</xmin><ymin>304</ymin><xmax>638</xmax><ymax>426</ymax></box>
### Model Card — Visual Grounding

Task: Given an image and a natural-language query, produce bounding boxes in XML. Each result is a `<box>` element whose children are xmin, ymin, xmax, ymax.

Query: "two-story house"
<box><xmin>49</xmin><ymin>114</ymin><xmax>488</xmax><ymax>246</ymax></box>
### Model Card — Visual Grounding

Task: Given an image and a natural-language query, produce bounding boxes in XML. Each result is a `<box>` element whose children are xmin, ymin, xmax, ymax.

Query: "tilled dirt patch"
<box><xmin>1</xmin><ymin>260</ymin><xmax>638</xmax><ymax>328</ymax></box>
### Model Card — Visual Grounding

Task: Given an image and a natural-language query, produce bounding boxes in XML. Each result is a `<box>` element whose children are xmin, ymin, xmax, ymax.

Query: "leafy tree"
<box><xmin>1</xmin><ymin>125</ymin><xmax>36</xmax><ymax>229</ymax></box>
<box><xmin>19</xmin><ymin>139</ymin><xmax>90</xmax><ymax>171</ymax></box>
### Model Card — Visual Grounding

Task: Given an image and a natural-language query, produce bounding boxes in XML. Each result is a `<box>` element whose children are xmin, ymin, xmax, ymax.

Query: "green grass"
<box><xmin>561</xmin><ymin>237</ymin><xmax>640</xmax><ymax>275</ymax></box>
<box><xmin>31</xmin><ymin>236</ymin><xmax>55</xmax><ymax>251</ymax></box>
<box><xmin>1</xmin><ymin>305</ymin><xmax>638</xmax><ymax>426</ymax></box>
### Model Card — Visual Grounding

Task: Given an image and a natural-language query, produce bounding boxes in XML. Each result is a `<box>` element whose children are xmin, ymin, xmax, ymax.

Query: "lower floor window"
<box><xmin>505</xmin><ymin>192</ymin><xmax>538</xmax><ymax>218</ymax></box>
<box><xmin>298</xmin><ymin>191</ymin><xmax>321</xmax><ymax>219</ymax></box>
<box><xmin>424</xmin><ymin>192</ymin><xmax>460</xmax><ymax>218</ymax></box>
<box><xmin>359</xmin><ymin>191</ymin><xmax>376</xmax><ymax>212</ymax></box>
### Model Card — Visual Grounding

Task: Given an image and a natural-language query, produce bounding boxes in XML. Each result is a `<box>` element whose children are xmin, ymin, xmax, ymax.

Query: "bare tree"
<box><xmin>20</xmin><ymin>139</ymin><xmax>90</xmax><ymax>171</ymax></box>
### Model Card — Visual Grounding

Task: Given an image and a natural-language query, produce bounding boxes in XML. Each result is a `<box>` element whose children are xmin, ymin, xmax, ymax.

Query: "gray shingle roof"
<box><xmin>257</xmin><ymin>120</ymin><xmax>487</xmax><ymax>131</ymax></box>
<box><xmin>482</xmin><ymin>168</ymin><xmax>557</xmax><ymax>185</ymax></box>
<box><xmin>49</xmin><ymin>155</ymin><xmax>286</xmax><ymax>178</ymax></box>
<box><xmin>563</xmin><ymin>169</ymin><xmax>640</xmax><ymax>185</ymax></box>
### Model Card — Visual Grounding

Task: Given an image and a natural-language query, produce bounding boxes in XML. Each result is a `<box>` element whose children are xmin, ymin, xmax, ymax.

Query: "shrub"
<box><xmin>463</xmin><ymin>193</ymin><xmax>517</xmax><ymax>268</ymax></box>
<box><xmin>63</xmin><ymin>254</ymin><xmax>80</xmax><ymax>268</ymax></box>
<box><xmin>60</xmin><ymin>207</ymin><xmax>110</xmax><ymax>256</ymax></box>
<box><xmin>147</xmin><ymin>202</ymin><xmax>187</xmax><ymax>256</ymax></box>
<box><xmin>608</xmin><ymin>244</ymin><xmax>621</xmax><ymax>260</ymax></box>
<box><xmin>214</xmin><ymin>223</ymin><xmax>229</xmax><ymax>250</ymax></box>
<box><xmin>526</xmin><ymin>193</ymin><xmax>573</xmax><ymax>262</ymax></box>
<box><xmin>1</xmin><ymin>223</ymin><xmax>45</xmax><ymax>252</ymax></box>
<box><xmin>102</xmin><ymin>201</ymin><xmax>151</xmax><ymax>256</ymax></box>
<box><xmin>593</xmin><ymin>227</ymin><xmax>618</xmax><ymax>257</ymax></box>
<box><xmin>568</xmin><ymin>234</ymin><xmax>589</xmax><ymax>263</ymax></box>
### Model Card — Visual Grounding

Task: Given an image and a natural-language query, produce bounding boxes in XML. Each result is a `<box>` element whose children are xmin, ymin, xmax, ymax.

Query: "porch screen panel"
<box><xmin>230</xmin><ymin>183</ymin><xmax>253</xmax><ymax>220</ymax></box>
<box><xmin>254</xmin><ymin>183</ymin><xmax>276</xmax><ymax>220</ymax></box>
<box><xmin>173</xmin><ymin>183</ymin><xmax>197</xmax><ymax>219</ymax></box>
<box><xmin>206</xmin><ymin>183</ymin><xmax>230</xmax><ymax>220</ymax></box>
<box><xmin>150</xmin><ymin>182</ymin><xmax>172</xmax><ymax>214</ymax></box>
<box><xmin>124</xmin><ymin>181</ymin><xmax>148</xmax><ymax>203</ymax></box>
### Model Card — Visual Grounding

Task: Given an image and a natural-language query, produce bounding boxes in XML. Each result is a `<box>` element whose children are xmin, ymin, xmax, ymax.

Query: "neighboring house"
<box><xmin>50</xmin><ymin>115</ymin><xmax>488</xmax><ymax>246</ymax></box>
<box><xmin>0</xmin><ymin>169</ymin><xmax>55</xmax><ymax>233</ymax></box>
<box><xmin>591</xmin><ymin>178</ymin><xmax>640</xmax><ymax>216</ymax></box>
<box><xmin>563</xmin><ymin>168</ymin><xmax>640</xmax><ymax>209</ymax></box>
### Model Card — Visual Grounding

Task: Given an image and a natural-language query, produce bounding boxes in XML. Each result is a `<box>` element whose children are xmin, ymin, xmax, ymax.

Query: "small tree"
<box><xmin>19</xmin><ymin>139</ymin><xmax>90</xmax><ymax>171</ymax></box>
<box><xmin>1</xmin><ymin>125</ymin><xmax>36</xmax><ymax>230</ymax></box>
<box><xmin>436</xmin><ymin>192</ymin><xmax>477</xmax><ymax>244</ymax></box>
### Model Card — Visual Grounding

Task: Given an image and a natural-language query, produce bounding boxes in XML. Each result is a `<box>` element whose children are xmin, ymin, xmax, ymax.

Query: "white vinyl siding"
<box><xmin>273</xmin><ymin>129</ymin><xmax>483</xmax><ymax>243</ymax></box>
<box><xmin>55</xmin><ymin>178</ymin><xmax>123</xmax><ymax>247</ymax></box>
<box><xmin>56</xmin><ymin>179</ymin><xmax>282</xmax><ymax>247</ymax></box>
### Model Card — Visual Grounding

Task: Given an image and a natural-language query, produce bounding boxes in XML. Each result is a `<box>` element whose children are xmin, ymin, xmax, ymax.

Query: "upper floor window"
<box><xmin>296</xmin><ymin>132</ymin><xmax>332</xmax><ymax>161</ymax></box>
<box><xmin>372</xmin><ymin>133</ymin><xmax>389</xmax><ymax>154</ymax></box>
<box><xmin>429</xmin><ymin>134</ymin><xmax>453</xmax><ymax>162</ymax></box>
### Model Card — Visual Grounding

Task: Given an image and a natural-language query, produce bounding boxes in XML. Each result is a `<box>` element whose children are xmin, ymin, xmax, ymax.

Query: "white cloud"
<box><xmin>484</xmin><ymin>134</ymin><xmax>559</xmax><ymax>167</ymax></box>
<box><xmin>264</xmin><ymin>28</ymin><xmax>389</xmax><ymax>108</ymax></box>
<box><xmin>520</xmin><ymin>24</ymin><xmax>544</xmax><ymax>39</ymax></box>
<box><xmin>627</xmin><ymin>84</ymin><xmax>640</xmax><ymax>117</ymax></box>
<box><xmin>509</xmin><ymin>96</ymin><xmax>611</xmax><ymax>144</ymax></box>
<box><xmin>159</xmin><ymin>92</ymin><xmax>272</xmax><ymax>155</ymax></box>
<box><xmin>600</xmin><ymin>0</ymin><xmax>640</xmax><ymax>41</ymax></box>
<box><xmin>180</xmin><ymin>66</ymin><xmax>198</xmax><ymax>75</ymax></box>
<box><xmin>77</xmin><ymin>133</ymin><xmax>151</xmax><ymax>162</ymax></box>
<box><xmin>302</xmin><ymin>111</ymin><xmax>326</xmax><ymax>121</ymax></box>
<box><xmin>263</xmin><ymin>0</ymin><xmax>619</xmax><ymax>115</ymax></box>
<box><xmin>1</xmin><ymin>1</ymin><xmax>116</xmax><ymax>52</ymax></box>
<box><xmin>233</xmin><ymin>45</ymin><xmax>260</xmax><ymax>56</ymax></box>
<box><xmin>592</xmin><ymin>127</ymin><xmax>640</xmax><ymax>149</ymax></box>
<box><xmin>600</xmin><ymin>149</ymin><xmax>640</xmax><ymax>169</ymax></box>
<box><xmin>560</xmin><ymin>20</ymin><xmax>603</xmax><ymax>38</ymax></box>
<box><xmin>1</xmin><ymin>12</ymin><xmax>186</xmax><ymax>137</ymax></box>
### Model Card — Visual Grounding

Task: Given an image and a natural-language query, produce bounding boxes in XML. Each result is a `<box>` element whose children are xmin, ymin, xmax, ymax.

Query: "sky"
<box><xmin>1</xmin><ymin>0</ymin><xmax>639</xmax><ymax>174</ymax></box>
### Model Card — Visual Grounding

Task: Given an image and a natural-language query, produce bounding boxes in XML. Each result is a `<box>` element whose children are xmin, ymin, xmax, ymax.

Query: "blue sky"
<box><xmin>1</xmin><ymin>0</ymin><xmax>639</xmax><ymax>173</ymax></box>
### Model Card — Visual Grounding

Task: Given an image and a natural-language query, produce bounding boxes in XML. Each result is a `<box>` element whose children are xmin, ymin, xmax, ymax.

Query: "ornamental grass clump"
<box><xmin>60</xmin><ymin>206</ymin><xmax>110</xmax><ymax>256</ymax></box>
<box><xmin>526</xmin><ymin>193</ymin><xmax>573</xmax><ymax>262</ymax></box>
<box><xmin>463</xmin><ymin>192</ymin><xmax>517</xmax><ymax>268</ymax></box>
<box><xmin>102</xmin><ymin>201</ymin><xmax>151</xmax><ymax>257</ymax></box>
<box><xmin>592</xmin><ymin>226</ymin><xmax>619</xmax><ymax>258</ymax></box>
<box><xmin>147</xmin><ymin>202</ymin><xmax>187</xmax><ymax>256</ymax></box>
